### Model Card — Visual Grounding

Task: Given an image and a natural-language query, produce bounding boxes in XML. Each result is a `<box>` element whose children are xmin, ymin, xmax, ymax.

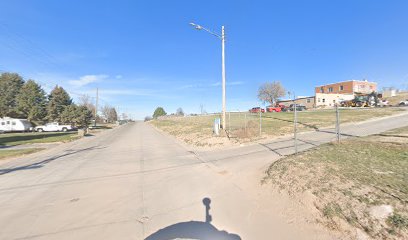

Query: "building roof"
<box><xmin>278</xmin><ymin>96</ymin><xmax>314</xmax><ymax>102</ymax></box>
<box><xmin>315</xmin><ymin>80</ymin><xmax>377</xmax><ymax>88</ymax></box>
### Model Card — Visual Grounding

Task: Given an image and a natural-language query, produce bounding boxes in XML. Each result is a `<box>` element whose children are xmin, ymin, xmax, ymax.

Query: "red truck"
<box><xmin>249</xmin><ymin>107</ymin><xmax>265</xmax><ymax>113</ymax></box>
<box><xmin>266</xmin><ymin>104</ymin><xmax>285</xmax><ymax>112</ymax></box>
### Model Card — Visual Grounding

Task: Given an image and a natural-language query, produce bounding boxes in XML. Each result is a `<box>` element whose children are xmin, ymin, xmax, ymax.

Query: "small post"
<box><xmin>336</xmin><ymin>104</ymin><xmax>340</xmax><ymax>143</ymax></box>
<box><xmin>244</xmin><ymin>113</ymin><xmax>247</xmax><ymax>134</ymax></box>
<box><xmin>228</xmin><ymin>111</ymin><xmax>231</xmax><ymax>134</ymax></box>
<box><xmin>259</xmin><ymin>106</ymin><xmax>262</xmax><ymax>137</ymax></box>
<box><xmin>94</xmin><ymin>88</ymin><xmax>98</xmax><ymax>127</ymax></box>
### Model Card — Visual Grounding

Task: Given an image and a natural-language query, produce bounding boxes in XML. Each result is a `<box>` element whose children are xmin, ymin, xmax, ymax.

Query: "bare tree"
<box><xmin>78</xmin><ymin>94</ymin><xmax>96</xmax><ymax>117</ymax></box>
<box><xmin>121</xmin><ymin>112</ymin><xmax>128</xmax><ymax>120</ymax></box>
<box><xmin>257</xmin><ymin>81</ymin><xmax>286</xmax><ymax>105</ymax></box>
<box><xmin>199</xmin><ymin>104</ymin><xmax>206</xmax><ymax>115</ymax></box>
<box><xmin>176</xmin><ymin>107</ymin><xmax>184</xmax><ymax>116</ymax></box>
<box><xmin>101</xmin><ymin>105</ymin><xmax>118</xmax><ymax>123</ymax></box>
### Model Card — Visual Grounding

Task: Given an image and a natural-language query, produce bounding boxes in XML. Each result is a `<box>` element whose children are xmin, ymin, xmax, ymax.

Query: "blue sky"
<box><xmin>1</xmin><ymin>0</ymin><xmax>407</xmax><ymax>119</ymax></box>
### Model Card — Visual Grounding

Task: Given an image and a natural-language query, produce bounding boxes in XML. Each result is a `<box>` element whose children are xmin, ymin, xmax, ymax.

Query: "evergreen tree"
<box><xmin>61</xmin><ymin>104</ymin><xmax>92</xmax><ymax>128</ymax></box>
<box><xmin>47</xmin><ymin>86</ymin><xmax>72</xmax><ymax>122</ymax></box>
<box><xmin>60</xmin><ymin>105</ymin><xmax>77</xmax><ymax>125</ymax></box>
<box><xmin>16</xmin><ymin>80</ymin><xmax>47</xmax><ymax>123</ymax></box>
<box><xmin>0</xmin><ymin>73</ymin><xmax>24</xmax><ymax>117</ymax></box>
<box><xmin>76</xmin><ymin>105</ymin><xmax>93</xmax><ymax>128</ymax></box>
<box><xmin>153</xmin><ymin>107</ymin><xmax>167</xmax><ymax>118</ymax></box>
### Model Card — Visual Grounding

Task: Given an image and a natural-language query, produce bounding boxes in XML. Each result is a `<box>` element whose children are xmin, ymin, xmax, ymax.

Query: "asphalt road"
<box><xmin>0</xmin><ymin>112</ymin><xmax>407</xmax><ymax>240</ymax></box>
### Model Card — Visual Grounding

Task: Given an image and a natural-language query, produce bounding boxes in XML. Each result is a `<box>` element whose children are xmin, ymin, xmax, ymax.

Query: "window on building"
<box><xmin>307</xmin><ymin>99</ymin><xmax>311</xmax><ymax>103</ymax></box>
<box><xmin>328</xmin><ymin>87</ymin><xmax>333</xmax><ymax>92</ymax></box>
<box><xmin>318</xmin><ymin>98</ymin><xmax>321</xmax><ymax>102</ymax></box>
<box><xmin>340</xmin><ymin>85</ymin><xmax>344</xmax><ymax>91</ymax></box>
<box><xmin>333</xmin><ymin>100</ymin><xmax>336</xmax><ymax>103</ymax></box>
<box><xmin>320</xmin><ymin>87</ymin><xmax>324</xmax><ymax>93</ymax></box>
<box><xmin>1</xmin><ymin>122</ymin><xmax>4</xmax><ymax>125</ymax></box>
<box><xmin>6</xmin><ymin>121</ymin><xmax>10</xmax><ymax>124</ymax></box>
<box><xmin>322</xmin><ymin>99</ymin><xmax>326</xmax><ymax>103</ymax></box>
<box><xmin>12</xmin><ymin>121</ymin><xmax>16</xmax><ymax>125</ymax></box>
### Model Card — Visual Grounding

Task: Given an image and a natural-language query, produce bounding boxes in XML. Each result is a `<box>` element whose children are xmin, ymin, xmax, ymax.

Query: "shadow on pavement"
<box><xmin>0</xmin><ymin>146</ymin><xmax>105</xmax><ymax>175</ymax></box>
<box><xmin>145</xmin><ymin>197</ymin><xmax>241</xmax><ymax>240</ymax></box>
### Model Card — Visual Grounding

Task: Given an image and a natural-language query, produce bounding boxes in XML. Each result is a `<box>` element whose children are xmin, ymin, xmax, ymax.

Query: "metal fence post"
<box><xmin>294</xmin><ymin>103</ymin><xmax>298</xmax><ymax>154</ymax></box>
<box><xmin>244</xmin><ymin>113</ymin><xmax>247</xmax><ymax>134</ymax></box>
<box><xmin>228</xmin><ymin>111</ymin><xmax>231</xmax><ymax>135</ymax></box>
<box><xmin>259</xmin><ymin>108</ymin><xmax>262</xmax><ymax>136</ymax></box>
<box><xmin>336</xmin><ymin>104</ymin><xmax>340</xmax><ymax>143</ymax></box>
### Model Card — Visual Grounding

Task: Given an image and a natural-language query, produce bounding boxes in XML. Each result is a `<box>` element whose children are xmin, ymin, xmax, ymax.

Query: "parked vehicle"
<box><xmin>249</xmin><ymin>107</ymin><xmax>265</xmax><ymax>113</ymax></box>
<box><xmin>0</xmin><ymin>117</ymin><xmax>32</xmax><ymax>133</ymax></box>
<box><xmin>283</xmin><ymin>104</ymin><xmax>307</xmax><ymax>112</ymax></box>
<box><xmin>35</xmin><ymin>122</ymin><xmax>73</xmax><ymax>132</ymax></box>
<box><xmin>378</xmin><ymin>100</ymin><xmax>389</xmax><ymax>107</ymax></box>
<box><xmin>399</xmin><ymin>99</ymin><xmax>408</xmax><ymax>106</ymax></box>
<box><xmin>266</xmin><ymin>105</ymin><xmax>283</xmax><ymax>112</ymax></box>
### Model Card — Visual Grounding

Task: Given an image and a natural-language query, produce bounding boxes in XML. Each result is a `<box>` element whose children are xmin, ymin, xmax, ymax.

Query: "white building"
<box><xmin>315</xmin><ymin>93</ymin><xmax>354</xmax><ymax>107</ymax></box>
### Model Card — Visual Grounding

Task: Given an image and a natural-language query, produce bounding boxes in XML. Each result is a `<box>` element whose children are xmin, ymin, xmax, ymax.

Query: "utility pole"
<box><xmin>189</xmin><ymin>23</ymin><xmax>227</xmax><ymax>130</ymax></box>
<box><xmin>94</xmin><ymin>88</ymin><xmax>98</xmax><ymax>127</ymax></box>
<box><xmin>293</xmin><ymin>92</ymin><xmax>298</xmax><ymax>154</ymax></box>
<box><xmin>221</xmin><ymin>26</ymin><xmax>226</xmax><ymax>129</ymax></box>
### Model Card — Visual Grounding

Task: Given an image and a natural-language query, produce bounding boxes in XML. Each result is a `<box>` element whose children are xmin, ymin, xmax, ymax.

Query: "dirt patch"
<box><xmin>263</xmin><ymin>127</ymin><xmax>408</xmax><ymax>239</ymax></box>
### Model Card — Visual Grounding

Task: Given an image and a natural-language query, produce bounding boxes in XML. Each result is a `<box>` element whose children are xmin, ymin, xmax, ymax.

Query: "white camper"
<box><xmin>0</xmin><ymin>117</ymin><xmax>32</xmax><ymax>133</ymax></box>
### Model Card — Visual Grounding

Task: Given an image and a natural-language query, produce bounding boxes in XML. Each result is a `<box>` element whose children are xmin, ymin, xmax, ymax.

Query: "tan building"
<box><xmin>315</xmin><ymin>80</ymin><xmax>377</xmax><ymax>95</ymax></box>
<box><xmin>278</xmin><ymin>96</ymin><xmax>315</xmax><ymax>109</ymax></box>
<box><xmin>315</xmin><ymin>93</ymin><xmax>354</xmax><ymax>107</ymax></box>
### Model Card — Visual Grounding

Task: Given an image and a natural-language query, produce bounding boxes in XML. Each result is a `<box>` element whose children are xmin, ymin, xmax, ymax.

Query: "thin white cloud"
<box><xmin>99</xmin><ymin>89</ymin><xmax>156</xmax><ymax>96</ymax></box>
<box><xmin>115</xmin><ymin>75</ymin><xmax>123</xmax><ymax>79</ymax></box>
<box><xmin>210</xmin><ymin>81</ymin><xmax>245</xmax><ymax>87</ymax></box>
<box><xmin>69</xmin><ymin>74</ymin><xmax>108</xmax><ymax>87</ymax></box>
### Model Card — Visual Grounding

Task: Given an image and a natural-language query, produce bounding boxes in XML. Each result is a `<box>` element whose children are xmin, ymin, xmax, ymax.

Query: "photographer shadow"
<box><xmin>145</xmin><ymin>197</ymin><xmax>241</xmax><ymax>240</ymax></box>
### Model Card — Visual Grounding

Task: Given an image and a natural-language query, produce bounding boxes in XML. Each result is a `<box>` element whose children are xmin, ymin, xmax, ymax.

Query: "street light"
<box><xmin>190</xmin><ymin>22</ymin><xmax>227</xmax><ymax>130</ymax></box>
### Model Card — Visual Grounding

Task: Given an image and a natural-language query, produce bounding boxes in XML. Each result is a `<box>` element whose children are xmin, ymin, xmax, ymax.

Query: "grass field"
<box><xmin>0</xmin><ymin>132</ymin><xmax>80</xmax><ymax>147</ymax></box>
<box><xmin>385</xmin><ymin>92</ymin><xmax>408</xmax><ymax>106</ymax></box>
<box><xmin>0</xmin><ymin>148</ymin><xmax>45</xmax><ymax>160</ymax></box>
<box><xmin>151</xmin><ymin>107</ymin><xmax>405</xmax><ymax>147</ymax></box>
<box><xmin>264</xmin><ymin>126</ymin><xmax>408</xmax><ymax>239</ymax></box>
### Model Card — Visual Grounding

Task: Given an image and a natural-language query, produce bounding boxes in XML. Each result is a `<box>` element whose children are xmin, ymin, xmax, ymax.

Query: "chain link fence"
<box><xmin>225</xmin><ymin>106</ymin><xmax>407</xmax><ymax>154</ymax></box>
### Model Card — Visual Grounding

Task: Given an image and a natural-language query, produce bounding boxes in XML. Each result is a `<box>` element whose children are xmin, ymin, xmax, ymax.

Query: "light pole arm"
<box><xmin>189</xmin><ymin>23</ymin><xmax>222</xmax><ymax>40</ymax></box>
<box><xmin>200</xmin><ymin>26</ymin><xmax>222</xmax><ymax>40</ymax></box>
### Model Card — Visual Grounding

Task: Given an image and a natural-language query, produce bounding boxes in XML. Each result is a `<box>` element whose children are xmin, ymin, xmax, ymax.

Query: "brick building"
<box><xmin>315</xmin><ymin>80</ymin><xmax>377</xmax><ymax>107</ymax></box>
<box><xmin>315</xmin><ymin>80</ymin><xmax>377</xmax><ymax>95</ymax></box>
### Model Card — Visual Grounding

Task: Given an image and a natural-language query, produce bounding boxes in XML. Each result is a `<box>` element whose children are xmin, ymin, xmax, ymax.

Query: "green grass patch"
<box><xmin>388</xmin><ymin>213</ymin><xmax>408</xmax><ymax>229</ymax></box>
<box><xmin>0</xmin><ymin>148</ymin><xmax>45</xmax><ymax>160</ymax></box>
<box><xmin>0</xmin><ymin>132</ymin><xmax>80</xmax><ymax>147</ymax></box>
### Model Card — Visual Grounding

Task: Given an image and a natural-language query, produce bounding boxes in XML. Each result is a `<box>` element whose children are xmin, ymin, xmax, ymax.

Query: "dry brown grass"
<box><xmin>385</xmin><ymin>92</ymin><xmax>408</xmax><ymax>106</ymax></box>
<box><xmin>150</xmin><ymin>108</ymin><xmax>405</xmax><ymax>148</ymax></box>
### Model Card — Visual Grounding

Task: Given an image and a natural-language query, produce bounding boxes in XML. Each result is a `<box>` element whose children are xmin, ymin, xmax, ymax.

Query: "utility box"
<box><xmin>214</xmin><ymin>118</ymin><xmax>221</xmax><ymax>135</ymax></box>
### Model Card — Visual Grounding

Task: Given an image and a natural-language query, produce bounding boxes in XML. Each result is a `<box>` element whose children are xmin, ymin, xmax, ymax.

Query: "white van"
<box><xmin>0</xmin><ymin>117</ymin><xmax>33</xmax><ymax>133</ymax></box>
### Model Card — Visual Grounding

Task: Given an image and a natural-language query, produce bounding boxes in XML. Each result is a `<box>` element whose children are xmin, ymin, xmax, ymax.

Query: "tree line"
<box><xmin>0</xmin><ymin>72</ymin><xmax>117</xmax><ymax>128</ymax></box>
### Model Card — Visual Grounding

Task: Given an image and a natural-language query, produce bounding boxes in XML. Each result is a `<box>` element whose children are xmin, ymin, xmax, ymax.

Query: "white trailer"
<box><xmin>0</xmin><ymin>117</ymin><xmax>32</xmax><ymax>133</ymax></box>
